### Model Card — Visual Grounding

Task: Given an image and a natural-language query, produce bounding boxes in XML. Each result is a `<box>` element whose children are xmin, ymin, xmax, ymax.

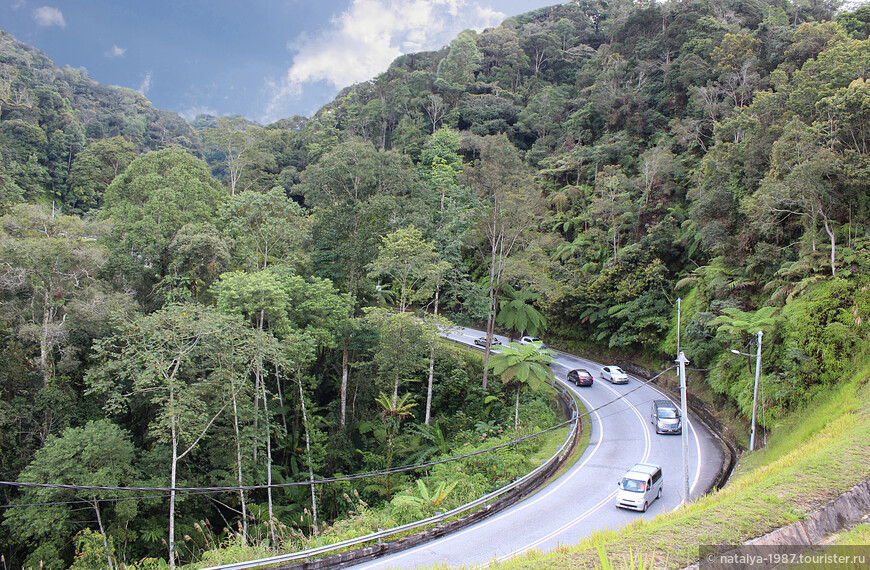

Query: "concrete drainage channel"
<box><xmin>685</xmin><ymin>477</ymin><xmax>870</xmax><ymax>568</ymax></box>
<box><xmin>200</xmin><ymin>387</ymin><xmax>582</xmax><ymax>570</ymax></box>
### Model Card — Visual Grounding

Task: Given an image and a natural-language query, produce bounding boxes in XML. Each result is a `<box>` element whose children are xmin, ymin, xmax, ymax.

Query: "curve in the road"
<box><xmin>351</xmin><ymin>331</ymin><xmax>722</xmax><ymax>569</ymax></box>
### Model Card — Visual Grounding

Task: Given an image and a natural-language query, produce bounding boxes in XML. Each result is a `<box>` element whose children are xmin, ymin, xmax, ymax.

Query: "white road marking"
<box><xmin>351</xmin><ymin>375</ymin><xmax>607</xmax><ymax>570</ymax></box>
<box><xmin>496</xmin><ymin>376</ymin><xmax>653</xmax><ymax>561</ymax></box>
<box><xmin>356</xmin><ymin>335</ymin><xmax>709</xmax><ymax>569</ymax></box>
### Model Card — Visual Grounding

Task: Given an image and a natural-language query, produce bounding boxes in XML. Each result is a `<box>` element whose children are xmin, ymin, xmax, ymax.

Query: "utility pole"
<box><xmin>676</xmin><ymin>351</ymin><xmax>690</xmax><ymax>504</ymax></box>
<box><xmin>750</xmin><ymin>330</ymin><xmax>763</xmax><ymax>451</ymax></box>
<box><xmin>677</xmin><ymin>297</ymin><xmax>681</xmax><ymax>354</ymax></box>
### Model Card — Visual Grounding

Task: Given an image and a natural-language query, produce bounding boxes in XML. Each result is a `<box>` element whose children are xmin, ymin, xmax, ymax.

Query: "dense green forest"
<box><xmin>2</xmin><ymin>0</ymin><xmax>870</xmax><ymax>567</ymax></box>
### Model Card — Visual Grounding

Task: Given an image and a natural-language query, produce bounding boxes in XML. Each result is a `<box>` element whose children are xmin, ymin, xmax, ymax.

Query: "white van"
<box><xmin>616</xmin><ymin>463</ymin><xmax>663</xmax><ymax>512</ymax></box>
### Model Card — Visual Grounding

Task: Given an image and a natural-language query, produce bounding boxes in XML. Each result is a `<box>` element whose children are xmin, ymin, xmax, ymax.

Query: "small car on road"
<box><xmin>519</xmin><ymin>336</ymin><xmax>545</xmax><ymax>348</ymax></box>
<box><xmin>601</xmin><ymin>365</ymin><xmax>629</xmax><ymax>384</ymax></box>
<box><xmin>650</xmin><ymin>399</ymin><xmax>682</xmax><ymax>434</ymax></box>
<box><xmin>567</xmin><ymin>368</ymin><xmax>594</xmax><ymax>387</ymax></box>
<box><xmin>474</xmin><ymin>336</ymin><xmax>501</xmax><ymax>347</ymax></box>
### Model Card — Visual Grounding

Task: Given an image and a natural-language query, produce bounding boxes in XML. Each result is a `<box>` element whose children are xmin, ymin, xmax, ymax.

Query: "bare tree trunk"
<box><xmin>425</xmin><ymin>288</ymin><xmax>439</xmax><ymax>426</ymax></box>
<box><xmin>613</xmin><ymin>226</ymin><xmax>618</xmax><ymax>261</ymax></box>
<box><xmin>169</xmin><ymin>407</ymin><xmax>178</xmax><ymax>570</ymax></box>
<box><xmin>822</xmin><ymin>212</ymin><xmax>836</xmax><ymax>276</ymax></box>
<box><xmin>272</xmin><ymin>369</ymin><xmax>288</xmax><ymax>434</ymax></box>
<box><xmin>297</xmin><ymin>376</ymin><xmax>318</xmax><ymax>535</ymax></box>
<box><xmin>92</xmin><ymin>500</ymin><xmax>114</xmax><ymax>570</ymax></box>
<box><xmin>425</xmin><ymin>347</ymin><xmax>435</xmax><ymax>426</ymax></box>
<box><xmin>260</xmin><ymin>374</ymin><xmax>276</xmax><ymax>547</ymax></box>
<box><xmin>230</xmin><ymin>385</ymin><xmax>248</xmax><ymax>543</ymax></box>
<box><xmin>482</xmin><ymin>241</ymin><xmax>499</xmax><ymax>390</ymax></box>
<box><xmin>39</xmin><ymin>293</ymin><xmax>55</xmax><ymax>386</ymax></box>
<box><xmin>340</xmin><ymin>337</ymin><xmax>349</xmax><ymax>428</ymax></box>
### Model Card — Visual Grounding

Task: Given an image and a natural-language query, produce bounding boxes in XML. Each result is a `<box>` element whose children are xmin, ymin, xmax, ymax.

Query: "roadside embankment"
<box><xmin>496</xmin><ymin>358</ymin><xmax>870</xmax><ymax>569</ymax></box>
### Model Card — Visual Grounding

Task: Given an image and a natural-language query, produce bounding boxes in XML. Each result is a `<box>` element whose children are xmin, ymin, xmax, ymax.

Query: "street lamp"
<box><xmin>731</xmin><ymin>330</ymin><xmax>763</xmax><ymax>451</ymax></box>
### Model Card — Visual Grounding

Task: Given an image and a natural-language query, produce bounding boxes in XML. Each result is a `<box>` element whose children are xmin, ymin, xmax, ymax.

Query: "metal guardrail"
<box><xmin>200</xmin><ymin>389</ymin><xmax>579</xmax><ymax>570</ymax></box>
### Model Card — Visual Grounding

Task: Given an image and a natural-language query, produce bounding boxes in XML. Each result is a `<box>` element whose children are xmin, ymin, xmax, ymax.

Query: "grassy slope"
<box><xmin>489</xmin><ymin>357</ymin><xmax>870</xmax><ymax>569</ymax></box>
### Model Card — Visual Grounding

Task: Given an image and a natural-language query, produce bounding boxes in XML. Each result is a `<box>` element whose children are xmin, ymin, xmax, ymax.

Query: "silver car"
<box><xmin>519</xmin><ymin>336</ymin><xmax>545</xmax><ymax>348</ymax></box>
<box><xmin>650</xmin><ymin>399</ymin><xmax>682</xmax><ymax>434</ymax></box>
<box><xmin>601</xmin><ymin>365</ymin><xmax>629</xmax><ymax>384</ymax></box>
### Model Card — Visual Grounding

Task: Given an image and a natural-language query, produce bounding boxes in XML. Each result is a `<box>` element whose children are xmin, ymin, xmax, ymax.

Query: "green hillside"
<box><xmin>1</xmin><ymin>0</ymin><xmax>870</xmax><ymax>568</ymax></box>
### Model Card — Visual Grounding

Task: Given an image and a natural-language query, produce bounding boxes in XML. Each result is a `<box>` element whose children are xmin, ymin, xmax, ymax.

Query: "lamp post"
<box><xmin>731</xmin><ymin>330</ymin><xmax>763</xmax><ymax>451</ymax></box>
<box><xmin>676</xmin><ymin>351</ymin><xmax>690</xmax><ymax>504</ymax></box>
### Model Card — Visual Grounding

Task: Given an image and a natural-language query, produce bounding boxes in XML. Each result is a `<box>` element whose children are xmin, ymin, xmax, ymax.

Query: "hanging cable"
<box><xmin>1</xmin><ymin>363</ymin><xmax>679</xmax><ymax>505</ymax></box>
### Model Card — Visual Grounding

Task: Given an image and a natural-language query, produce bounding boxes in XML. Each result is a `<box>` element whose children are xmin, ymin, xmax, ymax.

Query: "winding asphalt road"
<box><xmin>351</xmin><ymin>327</ymin><xmax>725</xmax><ymax>569</ymax></box>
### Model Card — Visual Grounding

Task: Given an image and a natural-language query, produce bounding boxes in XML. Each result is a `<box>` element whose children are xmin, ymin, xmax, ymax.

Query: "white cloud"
<box><xmin>106</xmin><ymin>45</ymin><xmax>126</xmax><ymax>58</ymax></box>
<box><xmin>178</xmin><ymin>105</ymin><xmax>219</xmax><ymax>121</ymax></box>
<box><xmin>138</xmin><ymin>71</ymin><xmax>152</xmax><ymax>96</ymax></box>
<box><xmin>475</xmin><ymin>5</ymin><xmax>506</xmax><ymax>27</ymax></box>
<box><xmin>264</xmin><ymin>0</ymin><xmax>506</xmax><ymax>122</ymax></box>
<box><xmin>33</xmin><ymin>6</ymin><xmax>66</xmax><ymax>27</ymax></box>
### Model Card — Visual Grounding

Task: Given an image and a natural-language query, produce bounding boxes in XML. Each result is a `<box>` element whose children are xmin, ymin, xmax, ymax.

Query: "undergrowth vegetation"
<box><xmin>3</xmin><ymin>0</ymin><xmax>870</xmax><ymax>567</ymax></box>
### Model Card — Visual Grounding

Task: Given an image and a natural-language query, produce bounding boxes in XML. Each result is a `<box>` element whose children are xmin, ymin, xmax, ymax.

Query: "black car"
<box><xmin>567</xmin><ymin>368</ymin><xmax>594</xmax><ymax>387</ymax></box>
<box><xmin>474</xmin><ymin>336</ymin><xmax>502</xmax><ymax>347</ymax></box>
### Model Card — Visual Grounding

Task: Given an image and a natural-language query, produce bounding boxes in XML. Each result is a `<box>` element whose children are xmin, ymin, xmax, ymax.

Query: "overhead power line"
<box><xmin>1</xmin><ymin>362</ymin><xmax>679</xmax><ymax>510</ymax></box>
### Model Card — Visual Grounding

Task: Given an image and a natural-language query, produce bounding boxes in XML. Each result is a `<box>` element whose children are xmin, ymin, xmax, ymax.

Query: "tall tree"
<box><xmin>590</xmin><ymin>165</ymin><xmax>636</xmax><ymax>262</ymax></box>
<box><xmin>302</xmin><ymin>140</ymin><xmax>427</xmax><ymax>300</ymax></box>
<box><xmin>100</xmin><ymin>147</ymin><xmax>225</xmax><ymax>297</ymax></box>
<box><xmin>86</xmin><ymin>304</ymin><xmax>262</xmax><ymax>569</ymax></box>
<box><xmin>365</xmin><ymin>309</ymin><xmax>439</xmax><ymax>408</ymax></box>
<box><xmin>435</xmin><ymin>31</ymin><xmax>482</xmax><ymax>103</ymax></box>
<box><xmin>219</xmin><ymin>187</ymin><xmax>311</xmax><ymax>272</ymax></box>
<box><xmin>65</xmin><ymin>136</ymin><xmax>135</xmax><ymax>213</ymax></box>
<box><xmin>487</xmin><ymin>341</ymin><xmax>554</xmax><ymax>429</ymax></box>
<box><xmin>367</xmin><ymin>226</ymin><xmax>449</xmax><ymax>313</ymax></box>
<box><xmin>0</xmin><ymin>204</ymin><xmax>108</xmax><ymax>389</ymax></box>
<box><xmin>747</xmin><ymin>119</ymin><xmax>846</xmax><ymax>276</ymax></box>
<box><xmin>463</xmin><ymin>135</ymin><xmax>544</xmax><ymax>389</ymax></box>
<box><xmin>201</xmin><ymin>116</ymin><xmax>273</xmax><ymax>195</ymax></box>
<box><xmin>3</xmin><ymin>420</ymin><xmax>139</xmax><ymax>570</ymax></box>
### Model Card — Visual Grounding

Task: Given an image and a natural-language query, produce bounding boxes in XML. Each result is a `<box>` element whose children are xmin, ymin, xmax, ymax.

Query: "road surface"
<box><xmin>351</xmin><ymin>327</ymin><xmax>725</xmax><ymax>569</ymax></box>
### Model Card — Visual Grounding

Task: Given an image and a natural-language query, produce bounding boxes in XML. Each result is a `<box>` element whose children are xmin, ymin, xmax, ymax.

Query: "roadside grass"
<box><xmin>469</xmin><ymin>356</ymin><xmax>870</xmax><ymax>569</ymax></box>
<box><xmin>829</xmin><ymin>523</ymin><xmax>870</xmax><ymax>545</ymax></box>
<box><xmin>526</xmin><ymin>384</ymin><xmax>579</xmax><ymax>467</ymax></box>
<box><xmin>735</xmin><ymin>359</ymin><xmax>867</xmax><ymax>474</ymax></box>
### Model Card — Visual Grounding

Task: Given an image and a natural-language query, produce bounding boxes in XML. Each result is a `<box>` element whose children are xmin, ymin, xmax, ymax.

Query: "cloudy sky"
<box><xmin>3</xmin><ymin>0</ymin><xmax>558</xmax><ymax>124</ymax></box>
